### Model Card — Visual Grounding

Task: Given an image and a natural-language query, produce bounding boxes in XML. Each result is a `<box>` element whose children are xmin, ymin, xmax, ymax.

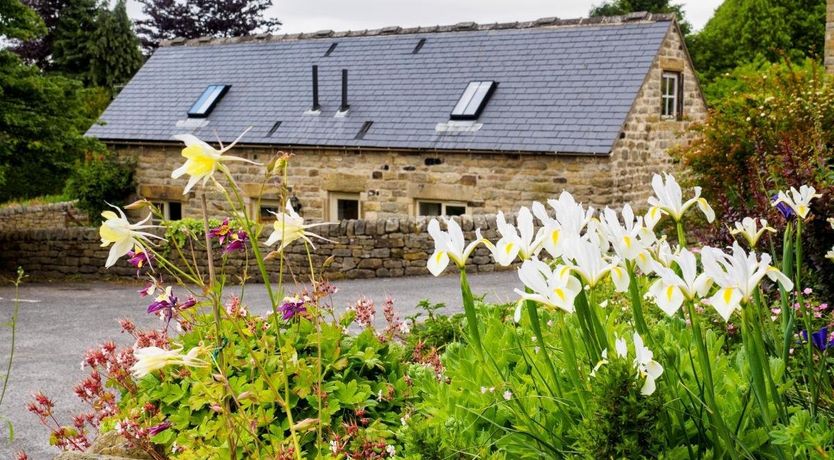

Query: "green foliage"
<box><xmin>89</xmin><ymin>0</ymin><xmax>143</xmax><ymax>89</ymax></box>
<box><xmin>64</xmin><ymin>151</ymin><xmax>135</xmax><ymax>223</ymax></box>
<box><xmin>589</xmin><ymin>0</ymin><xmax>691</xmax><ymax>34</ymax></box>
<box><xmin>0</xmin><ymin>0</ymin><xmax>44</xmax><ymax>40</ymax></box>
<box><xmin>403</xmin><ymin>300</ymin><xmax>463</xmax><ymax>357</ymax></box>
<box><xmin>572</xmin><ymin>359</ymin><xmax>664</xmax><ymax>458</ymax></box>
<box><xmin>770</xmin><ymin>409</ymin><xmax>834</xmax><ymax>457</ymax></box>
<box><xmin>0</xmin><ymin>193</ymin><xmax>71</xmax><ymax>209</ymax></box>
<box><xmin>50</xmin><ymin>0</ymin><xmax>98</xmax><ymax>82</ymax></box>
<box><xmin>0</xmin><ymin>49</ymin><xmax>105</xmax><ymax>201</ymax></box>
<box><xmin>688</xmin><ymin>0</ymin><xmax>825</xmax><ymax>82</ymax></box>
<box><xmin>114</xmin><ymin>307</ymin><xmax>412</xmax><ymax>458</ymax></box>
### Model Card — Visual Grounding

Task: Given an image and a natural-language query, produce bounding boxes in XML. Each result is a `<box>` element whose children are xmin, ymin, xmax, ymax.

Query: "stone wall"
<box><xmin>0</xmin><ymin>215</ymin><xmax>506</xmax><ymax>282</ymax></box>
<box><xmin>609</xmin><ymin>22</ymin><xmax>708</xmax><ymax>205</ymax></box>
<box><xmin>0</xmin><ymin>201</ymin><xmax>88</xmax><ymax>232</ymax></box>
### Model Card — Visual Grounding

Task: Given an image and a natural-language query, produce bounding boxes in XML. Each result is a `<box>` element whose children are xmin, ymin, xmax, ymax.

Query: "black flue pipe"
<box><xmin>311</xmin><ymin>65</ymin><xmax>320</xmax><ymax>111</ymax></box>
<box><xmin>340</xmin><ymin>69</ymin><xmax>350</xmax><ymax>112</ymax></box>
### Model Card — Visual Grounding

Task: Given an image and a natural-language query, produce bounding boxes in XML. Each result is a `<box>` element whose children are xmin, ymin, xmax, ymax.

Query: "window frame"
<box><xmin>328</xmin><ymin>192</ymin><xmax>362</xmax><ymax>221</ymax></box>
<box><xmin>151</xmin><ymin>201</ymin><xmax>182</xmax><ymax>223</ymax></box>
<box><xmin>187</xmin><ymin>84</ymin><xmax>231</xmax><ymax>118</ymax></box>
<box><xmin>450</xmin><ymin>81</ymin><xmax>498</xmax><ymax>120</ymax></box>
<box><xmin>415</xmin><ymin>200</ymin><xmax>468</xmax><ymax>217</ymax></box>
<box><xmin>252</xmin><ymin>199</ymin><xmax>282</xmax><ymax>223</ymax></box>
<box><xmin>660</xmin><ymin>71</ymin><xmax>683</xmax><ymax>120</ymax></box>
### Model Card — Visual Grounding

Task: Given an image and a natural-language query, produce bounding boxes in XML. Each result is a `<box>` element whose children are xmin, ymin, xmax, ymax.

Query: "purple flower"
<box><xmin>277</xmin><ymin>297</ymin><xmax>306</xmax><ymax>320</ymax></box>
<box><xmin>223</xmin><ymin>230</ymin><xmax>248</xmax><ymax>254</ymax></box>
<box><xmin>208</xmin><ymin>218</ymin><xmax>233</xmax><ymax>245</ymax></box>
<box><xmin>772</xmin><ymin>194</ymin><xmax>796</xmax><ymax>220</ymax></box>
<box><xmin>801</xmin><ymin>327</ymin><xmax>834</xmax><ymax>351</ymax></box>
<box><xmin>147</xmin><ymin>420</ymin><xmax>171</xmax><ymax>436</ymax></box>
<box><xmin>179</xmin><ymin>296</ymin><xmax>197</xmax><ymax>310</ymax></box>
<box><xmin>147</xmin><ymin>287</ymin><xmax>177</xmax><ymax>314</ymax></box>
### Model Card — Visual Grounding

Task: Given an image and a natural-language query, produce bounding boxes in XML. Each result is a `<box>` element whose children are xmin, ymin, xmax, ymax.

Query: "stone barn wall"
<box><xmin>0</xmin><ymin>215</ymin><xmax>506</xmax><ymax>282</ymax></box>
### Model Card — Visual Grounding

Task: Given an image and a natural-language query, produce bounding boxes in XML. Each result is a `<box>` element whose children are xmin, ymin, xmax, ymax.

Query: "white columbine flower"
<box><xmin>131</xmin><ymin>346</ymin><xmax>208</xmax><ymax>379</ymax></box>
<box><xmin>648</xmin><ymin>248</ymin><xmax>713</xmax><ymax>316</ymax></box>
<box><xmin>633</xmin><ymin>333</ymin><xmax>663</xmax><ymax>396</ymax></box>
<box><xmin>426</xmin><ymin>218</ymin><xmax>488</xmax><ymax>276</ymax></box>
<box><xmin>701</xmin><ymin>242</ymin><xmax>794</xmax><ymax>321</ymax></box>
<box><xmin>265</xmin><ymin>201</ymin><xmax>329</xmax><ymax>250</ymax></box>
<box><xmin>730</xmin><ymin>217</ymin><xmax>775</xmax><ymax>248</ymax></box>
<box><xmin>648</xmin><ymin>173</ymin><xmax>715</xmax><ymax>223</ymax></box>
<box><xmin>514</xmin><ymin>258</ymin><xmax>582</xmax><ymax>319</ymax></box>
<box><xmin>490</xmin><ymin>207</ymin><xmax>545</xmax><ymax>265</ymax></box>
<box><xmin>772</xmin><ymin>185</ymin><xmax>822</xmax><ymax>220</ymax></box>
<box><xmin>171</xmin><ymin>130</ymin><xmax>259</xmax><ymax>195</ymax></box>
<box><xmin>99</xmin><ymin>205</ymin><xmax>162</xmax><ymax>268</ymax></box>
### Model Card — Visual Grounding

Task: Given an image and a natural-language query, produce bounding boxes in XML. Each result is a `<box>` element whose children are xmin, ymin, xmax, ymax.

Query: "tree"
<box><xmin>688</xmin><ymin>0</ymin><xmax>825</xmax><ymax>82</ymax></box>
<box><xmin>0</xmin><ymin>0</ymin><xmax>105</xmax><ymax>200</ymax></box>
<box><xmin>0</xmin><ymin>0</ymin><xmax>45</xmax><ymax>41</ymax></box>
<box><xmin>589</xmin><ymin>0</ymin><xmax>691</xmax><ymax>35</ymax></box>
<box><xmin>136</xmin><ymin>0</ymin><xmax>281</xmax><ymax>51</ymax></box>
<box><xmin>90</xmin><ymin>0</ymin><xmax>143</xmax><ymax>89</ymax></box>
<box><xmin>50</xmin><ymin>0</ymin><xmax>97</xmax><ymax>79</ymax></box>
<box><xmin>11</xmin><ymin>0</ymin><xmax>100</xmax><ymax>79</ymax></box>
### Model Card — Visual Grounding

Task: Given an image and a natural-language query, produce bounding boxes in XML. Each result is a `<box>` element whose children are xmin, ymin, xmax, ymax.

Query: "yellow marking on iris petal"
<box><xmin>622</xmin><ymin>236</ymin><xmax>632</xmax><ymax>249</ymax></box>
<box><xmin>666</xmin><ymin>286</ymin><xmax>675</xmax><ymax>301</ymax></box>
<box><xmin>559</xmin><ymin>266</ymin><xmax>571</xmax><ymax>277</ymax></box>
<box><xmin>551</xmin><ymin>230</ymin><xmax>560</xmax><ymax>244</ymax></box>
<box><xmin>798</xmin><ymin>205</ymin><xmax>807</xmax><ymax>216</ymax></box>
<box><xmin>553</xmin><ymin>288</ymin><xmax>566</xmax><ymax>301</ymax></box>
<box><xmin>504</xmin><ymin>243</ymin><xmax>516</xmax><ymax>254</ymax></box>
<box><xmin>722</xmin><ymin>288</ymin><xmax>735</xmax><ymax>304</ymax></box>
<box><xmin>435</xmin><ymin>251</ymin><xmax>445</xmax><ymax>263</ymax></box>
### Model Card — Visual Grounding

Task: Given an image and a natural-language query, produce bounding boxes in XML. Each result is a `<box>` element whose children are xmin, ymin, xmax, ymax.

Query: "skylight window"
<box><xmin>187</xmin><ymin>84</ymin><xmax>230</xmax><ymax>118</ymax></box>
<box><xmin>450</xmin><ymin>81</ymin><xmax>497</xmax><ymax>120</ymax></box>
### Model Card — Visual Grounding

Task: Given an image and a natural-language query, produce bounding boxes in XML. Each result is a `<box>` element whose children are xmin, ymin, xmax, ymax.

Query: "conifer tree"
<box><xmin>90</xmin><ymin>0</ymin><xmax>143</xmax><ymax>89</ymax></box>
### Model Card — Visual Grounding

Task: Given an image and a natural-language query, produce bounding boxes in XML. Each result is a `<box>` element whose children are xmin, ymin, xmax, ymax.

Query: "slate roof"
<box><xmin>86</xmin><ymin>13</ymin><xmax>675</xmax><ymax>155</ymax></box>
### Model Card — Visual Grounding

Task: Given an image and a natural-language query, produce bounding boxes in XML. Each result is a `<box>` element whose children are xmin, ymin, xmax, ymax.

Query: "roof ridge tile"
<box><xmin>160</xmin><ymin>12</ymin><xmax>675</xmax><ymax>47</ymax></box>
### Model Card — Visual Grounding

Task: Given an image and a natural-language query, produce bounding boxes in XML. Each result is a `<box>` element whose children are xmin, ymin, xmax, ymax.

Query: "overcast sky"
<box><xmin>126</xmin><ymin>0</ymin><xmax>724</xmax><ymax>35</ymax></box>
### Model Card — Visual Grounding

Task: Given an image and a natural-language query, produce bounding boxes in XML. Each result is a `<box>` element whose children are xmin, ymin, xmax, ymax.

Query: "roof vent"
<box><xmin>454</xmin><ymin>21</ymin><xmax>478</xmax><ymax>31</ymax></box>
<box><xmin>311</xmin><ymin>65</ymin><xmax>320</xmax><ymax>111</ymax></box>
<box><xmin>339</xmin><ymin>69</ymin><xmax>350</xmax><ymax>113</ymax></box>
<box><xmin>267</xmin><ymin>121</ymin><xmax>282</xmax><ymax>137</ymax></box>
<box><xmin>412</xmin><ymin>38</ymin><xmax>426</xmax><ymax>54</ymax></box>
<box><xmin>354</xmin><ymin>121</ymin><xmax>373</xmax><ymax>139</ymax></box>
<box><xmin>450</xmin><ymin>81</ymin><xmax>497</xmax><ymax>120</ymax></box>
<box><xmin>380</xmin><ymin>26</ymin><xmax>401</xmax><ymax>35</ymax></box>
<box><xmin>314</xmin><ymin>29</ymin><xmax>334</xmax><ymax>37</ymax></box>
<box><xmin>324</xmin><ymin>42</ymin><xmax>338</xmax><ymax>57</ymax></box>
<box><xmin>187</xmin><ymin>84</ymin><xmax>230</xmax><ymax>118</ymax></box>
<box><xmin>534</xmin><ymin>16</ymin><xmax>559</xmax><ymax>26</ymax></box>
<box><xmin>625</xmin><ymin>11</ymin><xmax>649</xmax><ymax>21</ymax></box>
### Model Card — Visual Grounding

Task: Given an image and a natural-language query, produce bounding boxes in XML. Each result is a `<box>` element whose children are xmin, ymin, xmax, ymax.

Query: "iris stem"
<box><xmin>459</xmin><ymin>269</ymin><xmax>483</xmax><ymax>361</ymax></box>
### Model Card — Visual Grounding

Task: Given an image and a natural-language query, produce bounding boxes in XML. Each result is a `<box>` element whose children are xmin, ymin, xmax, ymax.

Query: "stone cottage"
<box><xmin>86</xmin><ymin>12</ymin><xmax>706</xmax><ymax>223</ymax></box>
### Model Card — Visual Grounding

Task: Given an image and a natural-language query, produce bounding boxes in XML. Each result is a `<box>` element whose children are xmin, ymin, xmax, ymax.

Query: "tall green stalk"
<box><xmin>524</xmin><ymin>297</ymin><xmax>562</xmax><ymax>397</ymax></box>
<box><xmin>459</xmin><ymin>269</ymin><xmax>484</xmax><ymax>361</ymax></box>
<box><xmin>685</xmin><ymin>300</ymin><xmax>738</xmax><ymax>459</ymax></box>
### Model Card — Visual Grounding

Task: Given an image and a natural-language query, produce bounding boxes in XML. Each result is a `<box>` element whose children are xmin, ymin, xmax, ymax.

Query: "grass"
<box><xmin>0</xmin><ymin>194</ymin><xmax>73</xmax><ymax>210</ymax></box>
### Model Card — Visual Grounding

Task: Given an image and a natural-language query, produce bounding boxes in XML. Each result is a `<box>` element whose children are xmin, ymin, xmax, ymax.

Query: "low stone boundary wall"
<box><xmin>0</xmin><ymin>215</ymin><xmax>507</xmax><ymax>281</ymax></box>
<box><xmin>0</xmin><ymin>201</ymin><xmax>88</xmax><ymax>232</ymax></box>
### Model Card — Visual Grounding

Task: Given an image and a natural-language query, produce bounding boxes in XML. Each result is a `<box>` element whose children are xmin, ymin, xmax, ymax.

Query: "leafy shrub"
<box><xmin>675</xmin><ymin>59</ymin><xmax>834</xmax><ymax>295</ymax></box>
<box><xmin>64</xmin><ymin>151</ymin><xmax>135</xmax><ymax>223</ymax></box>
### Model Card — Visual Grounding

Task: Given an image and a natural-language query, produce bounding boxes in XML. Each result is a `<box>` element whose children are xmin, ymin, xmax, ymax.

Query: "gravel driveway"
<box><xmin>0</xmin><ymin>271</ymin><xmax>519</xmax><ymax>459</ymax></box>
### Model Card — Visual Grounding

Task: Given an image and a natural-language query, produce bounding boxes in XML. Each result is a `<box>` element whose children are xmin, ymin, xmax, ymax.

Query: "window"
<box><xmin>450</xmin><ymin>81</ymin><xmax>497</xmax><ymax>120</ymax></box>
<box><xmin>661</xmin><ymin>72</ymin><xmax>683</xmax><ymax>119</ymax></box>
<box><xmin>152</xmin><ymin>201</ymin><xmax>182</xmax><ymax>223</ymax></box>
<box><xmin>256</xmin><ymin>201</ymin><xmax>281</xmax><ymax>223</ymax></box>
<box><xmin>188</xmin><ymin>84</ymin><xmax>230</xmax><ymax>118</ymax></box>
<box><xmin>416</xmin><ymin>200</ymin><xmax>467</xmax><ymax>217</ymax></box>
<box><xmin>329</xmin><ymin>193</ymin><xmax>361</xmax><ymax>220</ymax></box>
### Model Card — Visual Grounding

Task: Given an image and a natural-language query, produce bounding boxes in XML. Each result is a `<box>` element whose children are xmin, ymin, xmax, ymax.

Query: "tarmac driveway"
<box><xmin>0</xmin><ymin>271</ymin><xmax>519</xmax><ymax>459</ymax></box>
